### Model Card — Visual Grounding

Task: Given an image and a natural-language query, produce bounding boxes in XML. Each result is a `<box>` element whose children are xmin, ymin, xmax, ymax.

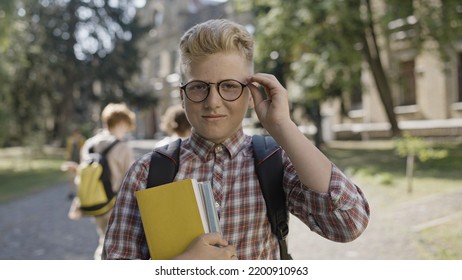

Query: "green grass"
<box><xmin>417</xmin><ymin>218</ymin><xmax>462</xmax><ymax>260</ymax></box>
<box><xmin>324</xmin><ymin>140</ymin><xmax>462</xmax><ymax>259</ymax></box>
<box><xmin>324</xmin><ymin>141</ymin><xmax>462</xmax><ymax>204</ymax></box>
<box><xmin>0</xmin><ymin>147</ymin><xmax>68</xmax><ymax>203</ymax></box>
<box><xmin>325</xmin><ymin>141</ymin><xmax>462</xmax><ymax>179</ymax></box>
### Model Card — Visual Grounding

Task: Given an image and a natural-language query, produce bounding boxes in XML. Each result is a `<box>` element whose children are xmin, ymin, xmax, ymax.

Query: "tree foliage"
<box><xmin>0</xmin><ymin>0</ymin><xmax>152</xmax><ymax>146</ymax></box>
<box><xmin>247</xmin><ymin>0</ymin><xmax>462</xmax><ymax>143</ymax></box>
<box><xmin>248</xmin><ymin>0</ymin><xmax>370</xmax><ymax>145</ymax></box>
<box><xmin>0</xmin><ymin>0</ymin><xmax>17</xmax><ymax>146</ymax></box>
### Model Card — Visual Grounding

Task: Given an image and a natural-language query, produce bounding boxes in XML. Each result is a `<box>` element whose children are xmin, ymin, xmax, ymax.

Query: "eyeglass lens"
<box><xmin>183</xmin><ymin>80</ymin><xmax>245</xmax><ymax>102</ymax></box>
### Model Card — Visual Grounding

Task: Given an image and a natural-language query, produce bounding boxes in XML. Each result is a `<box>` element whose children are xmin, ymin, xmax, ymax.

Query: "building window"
<box><xmin>397</xmin><ymin>60</ymin><xmax>416</xmax><ymax>106</ymax></box>
<box><xmin>387</xmin><ymin>1</ymin><xmax>415</xmax><ymax>41</ymax></box>
<box><xmin>350</xmin><ymin>84</ymin><xmax>363</xmax><ymax>110</ymax></box>
<box><xmin>458</xmin><ymin>53</ymin><xmax>462</xmax><ymax>102</ymax></box>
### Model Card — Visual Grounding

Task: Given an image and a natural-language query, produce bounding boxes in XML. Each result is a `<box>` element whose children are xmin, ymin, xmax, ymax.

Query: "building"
<box><xmin>325</xmin><ymin>0</ymin><xmax>462</xmax><ymax>141</ymax></box>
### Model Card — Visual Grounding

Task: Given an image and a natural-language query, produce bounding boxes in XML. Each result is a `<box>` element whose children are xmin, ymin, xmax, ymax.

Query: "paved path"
<box><xmin>288</xmin><ymin>182</ymin><xmax>462</xmax><ymax>259</ymax></box>
<box><xmin>0</xmin><ymin>183</ymin><xmax>98</xmax><ymax>260</ymax></box>
<box><xmin>2</xmin><ymin>178</ymin><xmax>461</xmax><ymax>260</ymax></box>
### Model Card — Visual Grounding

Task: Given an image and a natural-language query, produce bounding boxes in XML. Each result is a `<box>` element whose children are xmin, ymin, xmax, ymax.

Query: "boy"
<box><xmin>103</xmin><ymin>19</ymin><xmax>370</xmax><ymax>260</ymax></box>
<box><xmin>69</xmin><ymin>103</ymin><xmax>136</xmax><ymax>259</ymax></box>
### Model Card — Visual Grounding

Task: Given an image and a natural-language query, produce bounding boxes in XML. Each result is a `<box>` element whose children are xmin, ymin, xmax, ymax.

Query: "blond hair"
<box><xmin>101</xmin><ymin>103</ymin><xmax>136</xmax><ymax>130</ymax></box>
<box><xmin>179</xmin><ymin>19</ymin><xmax>254</xmax><ymax>78</ymax></box>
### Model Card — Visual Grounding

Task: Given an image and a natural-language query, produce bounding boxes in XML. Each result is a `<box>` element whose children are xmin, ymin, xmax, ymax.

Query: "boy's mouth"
<box><xmin>203</xmin><ymin>114</ymin><xmax>226</xmax><ymax>121</ymax></box>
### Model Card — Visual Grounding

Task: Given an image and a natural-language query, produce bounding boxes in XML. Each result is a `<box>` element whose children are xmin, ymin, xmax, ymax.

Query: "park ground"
<box><xmin>1</xmin><ymin>139</ymin><xmax>461</xmax><ymax>259</ymax></box>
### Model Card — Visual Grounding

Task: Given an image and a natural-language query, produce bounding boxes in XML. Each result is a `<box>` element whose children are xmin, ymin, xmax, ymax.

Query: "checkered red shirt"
<box><xmin>103</xmin><ymin>129</ymin><xmax>370</xmax><ymax>260</ymax></box>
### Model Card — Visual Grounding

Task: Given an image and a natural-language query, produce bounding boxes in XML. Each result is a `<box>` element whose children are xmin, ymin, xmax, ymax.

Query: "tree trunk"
<box><xmin>406</xmin><ymin>155</ymin><xmax>415</xmax><ymax>193</ymax></box>
<box><xmin>362</xmin><ymin>0</ymin><xmax>401</xmax><ymax>137</ymax></box>
<box><xmin>313</xmin><ymin>101</ymin><xmax>324</xmax><ymax>148</ymax></box>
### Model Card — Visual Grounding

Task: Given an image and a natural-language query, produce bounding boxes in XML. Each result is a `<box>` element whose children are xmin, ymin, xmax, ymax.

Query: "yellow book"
<box><xmin>135</xmin><ymin>178</ymin><xmax>219</xmax><ymax>260</ymax></box>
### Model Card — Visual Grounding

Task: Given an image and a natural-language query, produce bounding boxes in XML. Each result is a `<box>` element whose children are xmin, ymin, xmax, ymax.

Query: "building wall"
<box><xmin>416</xmin><ymin>48</ymin><xmax>448</xmax><ymax>120</ymax></box>
<box><xmin>329</xmin><ymin>1</ymin><xmax>462</xmax><ymax>140</ymax></box>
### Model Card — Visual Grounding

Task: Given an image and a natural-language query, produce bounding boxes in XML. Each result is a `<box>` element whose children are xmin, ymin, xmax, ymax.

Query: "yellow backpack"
<box><xmin>75</xmin><ymin>140</ymin><xmax>119</xmax><ymax>216</ymax></box>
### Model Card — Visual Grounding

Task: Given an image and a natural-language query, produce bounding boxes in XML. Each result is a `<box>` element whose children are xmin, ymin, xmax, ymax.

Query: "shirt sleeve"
<box><xmin>286</xmin><ymin>157</ymin><xmax>370</xmax><ymax>243</ymax></box>
<box><xmin>103</xmin><ymin>153</ymin><xmax>151</xmax><ymax>259</ymax></box>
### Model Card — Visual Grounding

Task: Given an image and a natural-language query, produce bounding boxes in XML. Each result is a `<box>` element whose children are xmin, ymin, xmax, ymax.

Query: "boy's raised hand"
<box><xmin>248</xmin><ymin>73</ymin><xmax>292</xmax><ymax>136</ymax></box>
<box><xmin>249</xmin><ymin>74</ymin><xmax>332</xmax><ymax>194</ymax></box>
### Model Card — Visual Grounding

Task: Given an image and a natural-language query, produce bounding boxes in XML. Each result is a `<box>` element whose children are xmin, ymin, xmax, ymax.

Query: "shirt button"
<box><xmin>215</xmin><ymin>145</ymin><xmax>223</xmax><ymax>153</ymax></box>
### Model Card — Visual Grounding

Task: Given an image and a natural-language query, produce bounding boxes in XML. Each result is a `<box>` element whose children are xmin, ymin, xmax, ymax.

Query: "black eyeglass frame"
<box><xmin>180</xmin><ymin>79</ymin><xmax>248</xmax><ymax>103</ymax></box>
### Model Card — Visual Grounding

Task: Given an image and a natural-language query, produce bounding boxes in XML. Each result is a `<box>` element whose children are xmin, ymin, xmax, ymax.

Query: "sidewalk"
<box><xmin>0</xmin><ymin>183</ymin><xmax>97</xmax><ymax>260</ymax></box>
<box><xmin>288</xmin><ymin>181</ymin><xmax>462</xmax><ymax>259</ymax></box>
<box><xmin>2</xmin><ymin>178</ymin><xmax>461</xmax><ymax>260</ymax></box>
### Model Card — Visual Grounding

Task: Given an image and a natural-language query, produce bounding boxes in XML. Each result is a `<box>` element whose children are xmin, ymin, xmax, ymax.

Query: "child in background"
<box><xmin>68</xmin><ymin>103</ymin><xmax>136</xmax><ymax>260</ymax></box>
<box><xmin>155</xmin><ymin>104</ymin><xmax>191</xmax><ymax>147</ymax></box>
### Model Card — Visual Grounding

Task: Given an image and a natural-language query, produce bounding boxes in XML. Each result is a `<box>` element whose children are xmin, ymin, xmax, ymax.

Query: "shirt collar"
<box><xmin>188</xmin><ymin>128</ymin><xmax>248</xmax><ymax>161</ymax></box>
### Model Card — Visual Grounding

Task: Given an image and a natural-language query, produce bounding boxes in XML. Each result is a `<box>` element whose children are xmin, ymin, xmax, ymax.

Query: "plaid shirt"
<box><xmin>103</xmin><ymin>129</ymin><xmax>370</xmax><ymax>260</ymax></box>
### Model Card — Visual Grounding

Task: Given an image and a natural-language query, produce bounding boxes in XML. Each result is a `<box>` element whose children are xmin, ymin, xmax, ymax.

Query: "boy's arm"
<box><xmin>103</xmin><ymin>155</ymin><xmax>151</xmax><ymax>259</ymax></box>
<box><xmin>286</xmin><ymin>160</ymin><xmax>370</xmax><ymax>242</ymax></box>
<box><xmin>248</xmin><ymin>73</ymin><xmax>332</xmax><ymax>193</ymax></box>
<box><xmin>249</xmin><ymin>73</ymin><xmax>370</xmax><ymax>241</ymax></box>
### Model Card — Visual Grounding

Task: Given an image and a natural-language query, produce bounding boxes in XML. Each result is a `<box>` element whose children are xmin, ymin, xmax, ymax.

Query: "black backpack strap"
<box><xmin>98</xmin><ymin>139</ymin><xmax>120</xmax><ymax>200</ymax></box>
<box><xmin>252</xmin><ymin>135</ymin><xmax>292</xmax><ymax>260</ymax></box>
<box><xmin>147</xmin><ymin>139</ymin><xmax>182</xmax><ymax>188</ymax></box>
<box><xmin>101</xmin><ymin>139</ymin><xmax>120</xmax><ymax>156</ymax></box>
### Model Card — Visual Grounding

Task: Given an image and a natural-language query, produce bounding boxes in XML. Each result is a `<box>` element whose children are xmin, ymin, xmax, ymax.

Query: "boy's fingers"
<box><xmin>224</xmin><ymin>245</ymin><xmax>237</xmax><ymax>259</ymax></box>
<box><xmin>200</xmin><ymin>232</ymin><xmax>229</xmax><ymax>247</ymax></box>
<box><xmin>199</xmin><ymin>233</ymin><xmax>238</xmax><ymax>259</ymax></box>
<box><xmin>249</xmin><ymin>73</ymin><xmax>277</xmax><ymax>89</ymax></box>
<box><xmin>248</xmin><ymin>82</ymin><xmax>264</xmax><ymax>105</ymax></box>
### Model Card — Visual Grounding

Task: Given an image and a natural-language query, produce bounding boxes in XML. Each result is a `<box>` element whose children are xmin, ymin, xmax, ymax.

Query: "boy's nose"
<box><xmin>205</xmin><ymin>84</ymin><xmax>222</xmax><ymax>105</ymax></box>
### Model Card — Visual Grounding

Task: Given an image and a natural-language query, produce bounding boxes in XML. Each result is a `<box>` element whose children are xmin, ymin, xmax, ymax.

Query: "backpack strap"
<box><xmin>251</xmin><ymin>135</ymin><xmax>292</xmax><ymax>260</ymax></box>
<box><xmin>147</xmin><ymin>139</ymin><xmax>182</xmax><ymax>188</ymax></box>
<box><xmin>100</xmin><ymin>139</ymin><xmax>120</xmax><ymax>199</ymax></box>
<box><xmin>88</xmin><ymin>139</ymin><xmax>120</xmax><ymax>155</ymax></box>
<box><xmin>101</xmin><ymin>139</ymin><xmax>120</xmax><ymax>156</ymax></box>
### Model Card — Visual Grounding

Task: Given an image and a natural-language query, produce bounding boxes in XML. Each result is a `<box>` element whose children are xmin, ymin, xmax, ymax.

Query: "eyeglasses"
<box><xmin>180</xmin><ymin>79</ymin><xmax>247</xmax><ymax>103</ymax></box>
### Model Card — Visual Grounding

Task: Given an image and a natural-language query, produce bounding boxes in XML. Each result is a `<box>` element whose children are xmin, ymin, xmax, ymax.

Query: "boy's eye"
<box><xmin>220</xmin><ymin>81</ymin><xmax>240</xmax><ymax>90</ymax></box>
<box><xmin>188</xmin><ymin>82</ymin><xmax>208</xmax><ymax>91</ymax></box>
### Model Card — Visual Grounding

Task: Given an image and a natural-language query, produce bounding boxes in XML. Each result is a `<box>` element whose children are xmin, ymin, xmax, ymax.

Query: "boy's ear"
<box><xmin>247</xmin><ymin>90</ymin><xmax>254</xmax><ymax>109</ymax></box>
